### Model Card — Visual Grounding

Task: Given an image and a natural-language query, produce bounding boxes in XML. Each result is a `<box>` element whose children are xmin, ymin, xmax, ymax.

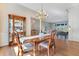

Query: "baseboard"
<box><xmin>0</xmin><ymin>42</ymin><xmax>8</xmax><ymax>47</ymax></box>
<box><xmin>68</xmin><ymin>39</ymin><xmax>79</xmax><ymax>42</ymax></box>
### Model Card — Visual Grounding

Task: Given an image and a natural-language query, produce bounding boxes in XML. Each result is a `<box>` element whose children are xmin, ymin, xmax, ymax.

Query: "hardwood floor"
<box><xmin>0</xmin><ymin>46</ymin><xmax>15</xmax><ymax>56</ymax></box>
<box><xmin>0</xmin><ymin>40</ymin><xmax>79</xmax><ymax>56</ymax></box>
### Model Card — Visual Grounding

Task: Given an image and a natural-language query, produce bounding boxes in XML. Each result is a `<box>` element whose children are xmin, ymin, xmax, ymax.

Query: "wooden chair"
<box><xmin>39</xmin><ymin>30</ymin><xmax>56</xmax><ymax>56</ymax></box>
<box><xmin>13</xmin><ymin>33</ymin><xmax>33</xmax><ymax>56</ymax></box>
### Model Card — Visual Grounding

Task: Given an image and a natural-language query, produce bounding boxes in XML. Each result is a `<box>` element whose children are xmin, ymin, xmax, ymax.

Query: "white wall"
<box><xmin>0</xmin><ymin>3</ymin><xmax>37</xmax><ymax>47</ymax></box>
<box><xmin>69</xmin><ymin>6</ymin><xmax>79</xmax><ymax>42</ymax></box>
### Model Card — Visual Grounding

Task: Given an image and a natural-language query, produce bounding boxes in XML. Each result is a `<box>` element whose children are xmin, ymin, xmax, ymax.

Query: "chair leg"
<box><xmin>47</xmin><ymin>48</ymin><xmax>50</xmax><ymax>56</ymax></box>
<box><xmin>54</xmin><ymin>44</ymin><xmax>56</xmax><ymax>54</ymax></box>
<box><xmin>37</xmin><ymin>46</ymin><xmax>41</xmax><ymax>55</ymax></box>
<box><xmin>18</xmin><ymin>48</ymin><xmax>23</xmax><ymax>56</ymax></box>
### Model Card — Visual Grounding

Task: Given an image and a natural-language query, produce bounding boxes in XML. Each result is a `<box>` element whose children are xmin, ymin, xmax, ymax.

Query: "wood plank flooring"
<box><xmin>0</xmin><ymin>40</ymin><xmax>79</xmax><ymax>56</ymax></box>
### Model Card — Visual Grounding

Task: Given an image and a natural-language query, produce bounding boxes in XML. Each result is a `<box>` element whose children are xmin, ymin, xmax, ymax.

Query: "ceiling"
<box><xmin>20</xmin><ymin>3</ymin><xmax>79</xmax><ymax>23</ymax></box>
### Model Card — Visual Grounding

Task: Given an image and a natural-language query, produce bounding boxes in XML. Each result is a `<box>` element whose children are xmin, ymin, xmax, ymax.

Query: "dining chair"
<box><xmin>13</xmin><ymin>33</ymin><xmax>33</xmax><ymax>56</ymax></box>
<box><xmin>38</xmin><ymin>30</ymin><xmax>56</xmax><ymax>56</ymax></box>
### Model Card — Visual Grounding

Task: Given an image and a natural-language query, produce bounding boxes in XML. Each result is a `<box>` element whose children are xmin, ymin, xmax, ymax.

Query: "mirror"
<box><xmin>31</xmin><ymin>17</ymin><xmax>55</xmax><ymax>35</ymax></box>
<box><xmin>31</xmin><ymin>18</ymin><xmax>40</xmax><ymax>36</ymax></box>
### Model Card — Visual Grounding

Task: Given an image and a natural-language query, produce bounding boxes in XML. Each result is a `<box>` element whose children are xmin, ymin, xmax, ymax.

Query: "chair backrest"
<box><xmin>51</xmin><ymin>30</ymin><xmax>56</xmax><ymax>41</ymax></box>
<box><xmin>14</xmin><ymin>32</ymin><xmax>23</xmax><ymax>56</ymax></box>
<box><xmin>49</xmin><ymin>30</ymin><xmax>56</xmax><ymax>46</ymax></box>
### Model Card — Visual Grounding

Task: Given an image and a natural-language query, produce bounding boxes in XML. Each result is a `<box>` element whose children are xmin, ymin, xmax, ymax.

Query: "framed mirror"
<box><xmin>31</xmin><ymin>17</ymin><xmax>40</xmax><ymax>36</ymax></box>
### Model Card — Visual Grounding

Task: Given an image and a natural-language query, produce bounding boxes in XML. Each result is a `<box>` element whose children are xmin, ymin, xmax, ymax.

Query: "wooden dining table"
<box><xmin>20</xmin><ymin>34</ymin><xmax>51</xmax><ymax>56</ymax></box>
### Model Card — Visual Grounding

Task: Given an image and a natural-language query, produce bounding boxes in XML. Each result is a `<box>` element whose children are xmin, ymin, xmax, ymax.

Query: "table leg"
<box><xmin>33</xmin><ymin>42</ymin><xmax>39</xmax><ymax>56</ymax></box>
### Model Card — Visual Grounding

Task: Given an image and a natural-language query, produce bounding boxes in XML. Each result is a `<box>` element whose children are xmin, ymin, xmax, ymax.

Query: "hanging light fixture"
<box><xmin>35</xmin><ymin>4</ymin><xmax>48</xmax><ymax>33</ymax></box>
<box><xmin>36</xmin><ymin>4</ymin><xmax>48</xmax><ymax>21</ymax></box>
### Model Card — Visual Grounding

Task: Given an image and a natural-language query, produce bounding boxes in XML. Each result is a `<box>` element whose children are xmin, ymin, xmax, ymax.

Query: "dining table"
<box><xmin>20</xmin><ymin>33</ymin><xmax>51</xmax><ymax>56</ymax></box>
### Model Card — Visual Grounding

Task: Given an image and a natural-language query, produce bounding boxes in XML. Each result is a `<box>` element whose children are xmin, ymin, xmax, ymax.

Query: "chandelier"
<box><xmin>35</xmin><ymin>4</ymin><xmax>48</xmax><ymax>33</ymax></box>
<box><xmin>35</xmin><ymin>4</ymin><xmax>48</xmax><ymax>21</ymax></box>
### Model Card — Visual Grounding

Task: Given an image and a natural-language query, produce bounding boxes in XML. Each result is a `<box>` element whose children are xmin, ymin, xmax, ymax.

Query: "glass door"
<box><xmin>8</xmin><ymin>14</ymin><xmax>26</xmax><ymax>46</ymax></box>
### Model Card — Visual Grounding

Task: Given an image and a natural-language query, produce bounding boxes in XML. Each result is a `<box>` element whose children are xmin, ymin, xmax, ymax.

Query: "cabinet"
<box><xmin>8</xmin><ymin>14</ymin><xmax>26</xmax><ymax>45</ymax></box>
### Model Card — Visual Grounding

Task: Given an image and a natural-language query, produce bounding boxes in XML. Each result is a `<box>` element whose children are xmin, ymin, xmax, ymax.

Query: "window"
<box><xmin>57</xmin><ymin>24</ymin><xmax>60</xmax><ymax>26</ymax></box>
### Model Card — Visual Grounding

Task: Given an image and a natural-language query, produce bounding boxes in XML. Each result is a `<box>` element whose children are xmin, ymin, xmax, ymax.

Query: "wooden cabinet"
<box><xmin>8</xmin><ymin>14</ymin><xmax>26</xmax><ymax>46</ymax></box>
